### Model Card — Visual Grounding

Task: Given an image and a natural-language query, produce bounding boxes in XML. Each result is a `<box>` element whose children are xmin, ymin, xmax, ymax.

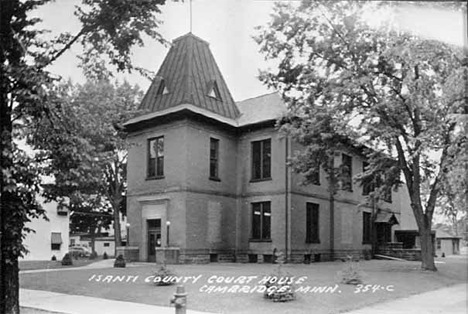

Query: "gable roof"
<box><xmin>436</xmin><ymin>228</ymin><xmax>462</xmax><ymax>239</ymax></box>
<box><xmin>236</xmin><ymin>92</ymin><xmax>286</xmax><ymax>127</ymax></box>
<box><xmin>139</xmin><ymin>33</ymin><xmax>240</xmax><ymax>120</ymax></box>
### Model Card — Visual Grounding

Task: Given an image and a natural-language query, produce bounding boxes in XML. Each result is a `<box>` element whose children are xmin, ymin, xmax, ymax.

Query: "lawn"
<box><xmin>20</xmin><ymin>256</ymin><xmax>467</xmax><ymax>314</ymax></box>
<box><xmin>19</xmin><ymin>258</ymin><xmax>102</xmax><ymax>271</ymax></box>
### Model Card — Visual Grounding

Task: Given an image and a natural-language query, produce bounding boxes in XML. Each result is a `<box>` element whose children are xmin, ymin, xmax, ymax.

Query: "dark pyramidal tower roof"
<box><xmin>139</xmin><ymin>33</ymin><xmax>240</xmax><ymax>120</ymax></box>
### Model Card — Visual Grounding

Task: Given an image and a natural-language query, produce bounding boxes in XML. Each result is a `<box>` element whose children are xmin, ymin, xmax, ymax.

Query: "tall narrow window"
<box><xmin>311</xmin><ymin>165</ymin><xmax>320</xmax><ymax>185</ymax></box>
<box><xmin>251</xmin><ymin>202</ymin><xmax>271</xmax><ymax>240</ymax></box>
<box><xmin>362</xmin><ymin>212</ymin><xmax>372</xmax><ymax>244</ymax></box>
<box><xmin>362</xmin><ymin>161</ymin><xmax>374</xmax><ymax>196</ymax></box>
<box><xmin>251</xmin><ymin>139</ymin><xmax>271</xmax><ymax>180</ymax></box>
<box><xmin>306</xmin><ymin>203</ymin><xmax>320</xmax><ymax>243</ymax></box>
<box><xmin>148</xmin><ymin>136</ymin><xmax>164</xmax><ymax>178</ymax></box>
<box><xmin>209</xmin><ymin>138</ymin><xmax>219</xmax><ymax>179</ymax></box>
<box><xmin>342</xmin><ymin>153</ymin><xmax>353</xmax><ymax>191</ymax></box>
<box><xmin>383</xmin><ymin>186</ymin><xmax>392</xmax><ymax>203</ymax></box>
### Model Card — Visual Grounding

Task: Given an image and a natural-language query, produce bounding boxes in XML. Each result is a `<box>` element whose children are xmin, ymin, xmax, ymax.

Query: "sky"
<box><xmin>34</xmin><ymin>0</ymin><xmax>466</xmax><ymax>102</ymax></box>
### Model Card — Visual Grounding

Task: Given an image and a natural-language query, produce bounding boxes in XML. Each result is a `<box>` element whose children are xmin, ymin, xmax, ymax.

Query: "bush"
<box><xmin>114</xmin><ymin>254</ymin><xmax>126</xmax><ymax>268</ymax></box>
<box><xmin>336</xmin><ymin>255</ymin><xmax>365</xmax><ymax>285</ymax></box>
<box><xmin>89</xmin><ymin>251</ymin><xmax>98</xmax><ymax>260</ymax></box>
<box><xmin>152</xmin><ymin>265</ymin><xmax>177</xmax><ymax>286</ymax></box>
<box><xmin>51</xmin><ymin>255</ymin><xmax>57</xmax><ymax>261</ymax></box>
<box><xmin>61</xmin><ymin>253</ymin><xmax>73</xmax><ymax>266</ymax></box>
<box><xmin>363</xmin><ymin>250</ymin><xmax>372</xmax><ymax>260</ymax></box>
<box><xmin>103</xmin><ymin>252</ymin><xmax>108</xmax><ymax>260</ymax></box>
<box><xmin>263</xmin><ymin>251</ymin><xmax>296</xmax><ymax>302</ymax></box>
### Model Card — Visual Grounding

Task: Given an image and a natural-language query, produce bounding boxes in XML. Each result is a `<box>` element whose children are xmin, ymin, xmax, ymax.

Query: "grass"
<box><xmin>20</xmin><ymin>256</ymin><xmax>467</xmax><ymax>314</ymax></box>
<box><xmin>20</xmin><ymin>257</ymin><xmax>102</xmax><ymax>271</ymax></box>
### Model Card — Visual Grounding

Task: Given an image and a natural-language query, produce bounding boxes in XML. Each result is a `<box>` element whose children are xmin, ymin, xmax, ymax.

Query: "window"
<box><xmin>70</xmin><ymin>239</ymin><xmax>75</xmax><ymax>246</ymax></box>
<box><xmin>251</xmin><ymin>139</ymin><xmax>271</xmax><ymax>180</ymax></box>
<box><xmin>342</xmin><ymin>153</ymin><xmax>353</xmax><ymax>191</ymax></box>
<box><xmin>362</xmin><ymin>212</ymin><xmax>372</xmax><ymax>244</ymax></box>
<box><xmin>362</xmin><ymin>161</ymin><xmax>374</xmax><ymax>196</ymax></box>
<box><xmin>251</xmin><ymin>202</ymin><xmax>271</xmax><ymax>240</ymax></box>
<box><xmin>157</xmin><ymin>79</ymin><xmax>169</xmax><ymax>95</ymax></box>
<box><xmin>436</xmin><ymin>239</ymin><xmax>441</xmax><ymax>250</ymax></box>
<box><xmin>104</xmin><ymin>243</ymin><xmax>110</xmax><ymax>247</ymax></box>
<box><xmin>310</xmin><ymin>157</ymin><xmax>320</xmax><ymax>185</ymax></box>
<box><xmin>306</xmin><ymin>203</ymin><xmax>320</xmax><ymax>243</ymax></box>
<box><xmin>383</xmin><ymin>186</ymin><xmax>392</xmax><ymax>203</ymax></box>
<box><xmin>209</xmin><ymin>138</ymin><xmax>219</xmax><ymax>179</ymax></box>
<box><xmin>148</xmin><ymin>136</ymin><xmax>164</xmax><ymax>178</ymax></box>
<box><xmin>207</xmin><ymin>81</ymin><xmax>221</xmax><ymax>100</ymax></box>
<box><xmin>51</xmin><ymin>232</ymin><xmax>62</xmax><ymax>251</ymax></box>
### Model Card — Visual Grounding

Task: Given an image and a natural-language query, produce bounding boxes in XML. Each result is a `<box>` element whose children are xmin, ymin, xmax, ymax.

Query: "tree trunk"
<box><xmin>113</xmin><ymin>199</ymin><xmax>122</xmax><ymax>248</ymax></box>
<box><xmin>90</xmin><ymin>227</ymin><xmax>96</xmax><ymax>255</ymax></box>
<box><xmin>419</xmin><ymin>223</ymin><xmax>436</xmax><ymax>271</ymax></box>
<box><xmin>3</xmin><ymin>260</ymin><xmax>20</xmax><ymax>314</ymax></box>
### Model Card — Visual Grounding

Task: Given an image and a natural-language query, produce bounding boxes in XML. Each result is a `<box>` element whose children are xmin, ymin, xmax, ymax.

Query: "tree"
<box><xmin>69</xmin><ymin>194</ymin><xmax>112</xmax><ymax>255</ymax></box>
<box><xmin>0</xmin><ymin>1</ymin><xmax>166</xmax><ymax>313</ymax></box>
<box><xmin>255</xmin><ymin>0</ymin><xmax>467</xmax><ymax>271</ymax></box>
<box><xmin>436</xmin><ymin>135</ymin><xmax>468</xmax><ymax>236</ymax></box>
<box><xmin>35</xmin><ymin>79</ymin><xmax>142</xmax><ymax>250</ymax></box>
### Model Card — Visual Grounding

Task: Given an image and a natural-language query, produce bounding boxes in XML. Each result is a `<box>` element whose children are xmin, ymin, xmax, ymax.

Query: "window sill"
<box><xmin>250</xmin><ymin>177</ymin><xmax>272</xmax><ymax>183</ymax></box>
<box><xmin>306</xmin><ymin>240</ymin><xmax>321</xmax><ymax>244</ymax></box>
<box><xmin>249</xmin><ymin>239</ymin><xmax>272</xmax><ymax>243</ymax></box>
<box><xmin>209</xmin><ymin>177</ymin><xmax>221</xmax><ymax>182</ymax></box>
<box><xmin>146</xmin><ymin>175</ymin><xmax>165</xmax><ymax>181</ymax></box>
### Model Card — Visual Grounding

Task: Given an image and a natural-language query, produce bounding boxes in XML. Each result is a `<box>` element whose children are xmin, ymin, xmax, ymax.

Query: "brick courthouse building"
<box><xmin>123</xmin><ymin>33</ymin><xmax>411</xmax><ymax>263</ymax></box>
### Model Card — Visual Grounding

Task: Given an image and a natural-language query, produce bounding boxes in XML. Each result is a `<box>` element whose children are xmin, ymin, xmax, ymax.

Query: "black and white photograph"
<box><xmin>1</xmin><ymin>0</ymin><xmax>467</xmax><ymax>314</ymax></box>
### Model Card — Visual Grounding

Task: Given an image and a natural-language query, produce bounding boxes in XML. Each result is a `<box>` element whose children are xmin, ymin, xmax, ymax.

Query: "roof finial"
<box><xmin>190</xmin><ymin>0</ymin><xmax>193</xmax><ymax>33</ymax></box>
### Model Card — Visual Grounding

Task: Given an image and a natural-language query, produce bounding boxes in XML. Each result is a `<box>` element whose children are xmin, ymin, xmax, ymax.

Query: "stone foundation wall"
<box><xmin>148</xmin><ymin>248</ymin><xmax>375</xmax><ymax>264</ymax></box>
<box><xmin>377</xmin><ymin>242</ymin><xmax>422</xmax><ymax>261</ymax></box>
<box><xmin>378</xmin><ymin>248</ymin><xmax>422</xmax><ymax>261</ymax></box>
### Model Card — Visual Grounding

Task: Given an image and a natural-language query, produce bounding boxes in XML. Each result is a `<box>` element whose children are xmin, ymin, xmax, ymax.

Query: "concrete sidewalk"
<box><xmin>20</xmin><ymin>289</ymin><xmax>212</xmax><ymax>314</ymax></box>
<box><xmin>20</xmin><ymin>259</ymin><xmax>144</xmax><ymax>274</ymax></box>
<box><xmin>345</xmin><ymin>283</ymin><xmax>467</xmax><ymax>314</ymax></box>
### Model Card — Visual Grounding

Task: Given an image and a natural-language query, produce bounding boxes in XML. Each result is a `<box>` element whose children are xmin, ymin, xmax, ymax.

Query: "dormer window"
<box><xmin>207</xmin><ymin>81</ymin><xmax>221</xmax><ymax>100</ymax></box>
<box><xmin>157</xmin><ymin>79</ymin><xmax>169</xmax><ymax>95</ymax></box>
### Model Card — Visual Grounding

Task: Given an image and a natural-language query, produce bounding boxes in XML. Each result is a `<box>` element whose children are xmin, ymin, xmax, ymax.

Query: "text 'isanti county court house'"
<box><xmin>122</xmin><ymin>33</ymin><xmax>418</xmax><ymax>264</ymax></box>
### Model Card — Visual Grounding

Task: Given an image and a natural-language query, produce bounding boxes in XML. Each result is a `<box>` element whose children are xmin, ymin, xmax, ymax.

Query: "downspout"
<box><xmin>285</xmin><ymin>136</ymin><xmax>290</xmax><ymax>262</ymax></box>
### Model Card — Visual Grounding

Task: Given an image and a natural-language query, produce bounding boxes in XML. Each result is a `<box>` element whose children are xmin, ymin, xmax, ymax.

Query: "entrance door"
<box><xmin>376</xmin><ymin>223</ymin><xmax>392</xmax><ymax>245</ymax></box>
<box><xmin>147</xmin><ymin>219</ymin><xmax>161</xmax><ymax>262</ymax></box>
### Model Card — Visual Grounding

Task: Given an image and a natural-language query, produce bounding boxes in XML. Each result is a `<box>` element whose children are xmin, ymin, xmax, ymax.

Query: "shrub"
<box><xmin>153</xmin><ymin>264</ymin><xmax>177</xmax><ymax>286</ymax></box>
<box><xmin>363</xmin><ymin>250</ymin><xmax>372</xmax><ymax>260</ymax></box>
<box><xmin>336</xmin><ymin>255</ymin><xmax>365</xmax><ymax>285</ymax></box>
<box><xmin>263</xmin><ymin>251</ymin><xmax>296</xmax><ymax>302</ymax></box>
<box><xmin>114</xmin><ymin>254</ymin><xmax>126</xmax><ymax>268</ymax></box>
<box><xmin>51</xmin><ymin>255</ymin><xmax>57</xmax><ymax>261</ymax></box>
<box><xmin>61</xmin><ymin>253</ymin><xmax>73</xmax><ymax>266</ymax></box>
<box><xmin>89</xmin><ymin>251</ymin><xmax>98</xmax><ymax>260</ymax></box>
<box><xmin>103</xmin><ymin>252</ymin><xmax>108</xmax><ymax>260</ymax></box>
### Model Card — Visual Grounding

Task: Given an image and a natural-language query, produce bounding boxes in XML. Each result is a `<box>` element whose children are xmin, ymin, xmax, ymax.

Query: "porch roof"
<box><xmin>375</xmin><ymin>213</ymin><xmax>399</xmax><ymax>225</ymax></box>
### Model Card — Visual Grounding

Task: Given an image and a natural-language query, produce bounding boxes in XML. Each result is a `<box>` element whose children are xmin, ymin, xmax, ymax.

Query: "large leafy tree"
<box><xmin>35</xmin><ymin>79</ymin><xmax>142</xmax><ymax>250</ymax></box>
<box><xmin>255</xmin><ymin>0</ymin><xmax>467</xmax><ymax>271</ymax></box>
<box><xmin>0</xmin><ymin>1</ymin><xmax>165</xmax><ymax>313</ymax></box>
